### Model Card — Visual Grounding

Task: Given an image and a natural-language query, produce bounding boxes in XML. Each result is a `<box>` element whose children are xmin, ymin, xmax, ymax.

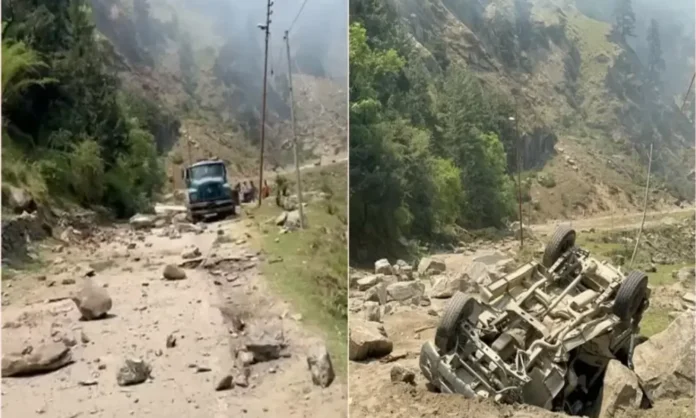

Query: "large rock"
<box><xmin>7</xmin><ymin>186</ymin><xmax>37</xmax><ymax>214</ymax></box>
<box><xmin>386</xmin><ymin>281</ymin><xmax>424</xmax><ymax>302</ymax></box>
<box><xmin>349</xmin><ymin>320</ymin><xmax>393</xmax><ymax>361</ymax></box>
<box><xmin>462</xmin><ymin>262</ymin><xmax>493</xmax><ymax>287</ymax></box>
<box><xmin>2</xmin><ymin>342</ymin><xmax>73</xmax><ymax>377</ymax></box>
<box><xmin>394</xmin><ymin>260</ymin><xmax>414</xmax><ymax>280</ymax></box>
<box><xmin>284</xmin><ymin>210</ymin><xmax>306</xmax><ymax>230</ymax></box>
<box><xmin>596</xmin><ymin>360</ymin><xmax>644</xmax><ymax>418</ymax></box>
<box><xmin>357</xmin><ymin>275</ymin><xmax>383</xmax><ymax>291</ymax></box>
<box><xmin>418</xmin><ymin>257</ymin><xmax>446</xmax><ymax>276</ymax></box>
<box><xmin>676</xmin><ymin>267</ymin><xmax>695</xmax><ymax>283</ymax></box>
<box><xmin>306</xmin><ymin>344</ymin><xmax>335</xmax><ymax>388</ymax></box>
<box><xmin>71</xmin><ymin>279</ymin><xmax>112</xmax><ymax>320</ymax></box>
<box><xmin>429</xmin><ymin>275</ymin><xmax>467</xmax><ymax>299</ymax></box>
<box><xmin>129</xmin><ymin>214</ymin><xmax>156</xmax><ymax>230</ymax></box>
<box><xmin>374</xmin><ymin>259</ymin><xmax>393</xmax><ymax>275</ymax></box>
<box><xmin>633</xmin><ymin>311</ymin><xmax>695</xmax><ymax>401</ymax></box>
<box><xmin>364</xmin><ymin>301</ymin><xmax>381</xmax><ymax>322</ymax></box>
<box><xmin>364</xmin><ymin>282</ymin><xmax>388</xmax><ymax>304</ymax></box>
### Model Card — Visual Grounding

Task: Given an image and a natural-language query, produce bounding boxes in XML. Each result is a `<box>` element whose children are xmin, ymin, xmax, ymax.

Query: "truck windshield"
<box><xmin>188</xmin><ymin>163</ymin><xmax>225</xmax><ymax>181</ymax></box>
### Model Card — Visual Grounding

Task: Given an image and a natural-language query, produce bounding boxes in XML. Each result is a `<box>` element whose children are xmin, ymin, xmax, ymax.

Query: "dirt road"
<box><xmin>529</xmin><ymin>207</ymin><xmax>694</xmax><ymax>235</ymax></box>
<box><xmin>2</xmin><ymin>213</ymin><xmax>346</xmax><ymax>417</ymax></box>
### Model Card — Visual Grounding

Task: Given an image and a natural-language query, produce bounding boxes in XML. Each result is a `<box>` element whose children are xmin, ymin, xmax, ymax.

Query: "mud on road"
<box><xmin>2</xmin><ymin>213</ymin><xmax>346</xmax><ymax>417</ymax></box>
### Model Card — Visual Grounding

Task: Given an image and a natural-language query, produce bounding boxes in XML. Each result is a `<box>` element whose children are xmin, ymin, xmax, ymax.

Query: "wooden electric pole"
<box><xmin>284</xmin><ymin>30</ymin><xmax>305</xmax><ymax>228</ymax></box>
<box><xmin>257</xmin><ymin>0</ymin><xmax>273</xmax><ymax>207</ymax></box>
<box><xmin>511</xmin><ymin>111</ymin><xmax>524</xmax><ymax>249</ymax></box>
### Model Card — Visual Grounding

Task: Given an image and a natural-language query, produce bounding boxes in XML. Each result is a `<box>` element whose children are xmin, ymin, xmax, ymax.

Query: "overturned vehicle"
<box><xmin>419</xmin><ymin>226</ymin><xmax>651</xmax><ymax>415</ymax></box>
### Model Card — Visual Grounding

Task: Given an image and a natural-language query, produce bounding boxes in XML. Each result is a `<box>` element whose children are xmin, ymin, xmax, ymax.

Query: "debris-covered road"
<box><xmin>2</xmin><ymin>210</ymin><xmax>346</xmax><ymax>417</ymax></box>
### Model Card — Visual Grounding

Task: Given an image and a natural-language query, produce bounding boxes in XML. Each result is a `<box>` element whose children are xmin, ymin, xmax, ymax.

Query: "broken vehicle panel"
<box><xmin>419</xmin><ymin>226</ymin><xmax>651</xmax><ymax>415</ymax></box>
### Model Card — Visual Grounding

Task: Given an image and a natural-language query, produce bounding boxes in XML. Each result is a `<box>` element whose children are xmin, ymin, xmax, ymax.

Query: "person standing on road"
<box><xmin>262</xmin><ymin>180</ymin><xmax>270</xmax><ymax>199</ymax></box>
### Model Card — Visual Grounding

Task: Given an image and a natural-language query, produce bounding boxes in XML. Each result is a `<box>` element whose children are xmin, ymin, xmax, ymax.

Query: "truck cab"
<box><xmin>182</xmin><ymin>159</ymin><xmax>237</xmax><ymax>223</ymax></box>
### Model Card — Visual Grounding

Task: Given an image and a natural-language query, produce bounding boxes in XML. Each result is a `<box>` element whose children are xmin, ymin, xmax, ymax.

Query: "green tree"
<box><xmin>646</xmin><ymin>18</ymin><xmax>665</xmax><ymax>90</ymax></box>
<box><xmin>614</xmin><ymin>0</ymin><xmax>636</xmax><ymax>39</ymax></box>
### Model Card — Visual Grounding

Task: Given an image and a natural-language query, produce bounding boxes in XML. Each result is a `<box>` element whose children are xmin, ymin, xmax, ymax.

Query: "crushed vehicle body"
<box><xmin>182</xmin><ymin>159</ymin><xmax>237</xmax><ymax>223</ymax></box>
<box><xmin>419</xmin><ymin>226</ymin><xmax>651</xmax><ymax>415</ymax></box>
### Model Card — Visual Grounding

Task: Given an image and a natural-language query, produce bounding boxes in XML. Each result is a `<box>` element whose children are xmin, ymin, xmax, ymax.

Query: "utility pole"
<box><xmin>186</xmin><ymin>134</ymin><xmax>193</xmax><ymax>165</ymax></box>
<box><xmin>629</xmin><ymin>143</ymin><xmax>653</xmax><ymax>268</ymax></box>
<box><xmin>284</xmin><ymin>30</ymin><xmax>305</xmax><ymax>228</ymax></box>
<box><xmin>257</xmin><ymin>0</ymin><xmax>273</xmax><ymax>207</ymax></box>
<box><xmin>510</xmin><ymin>113</ymin><xmax>524</xmax><ymax>249</ymax></box>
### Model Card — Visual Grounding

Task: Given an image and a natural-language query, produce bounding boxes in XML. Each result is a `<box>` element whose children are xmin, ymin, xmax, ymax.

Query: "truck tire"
<box><xmin>542</xmin><ymin>225</ymin><xmax>576</xmax><ymax>268</ymax></box>
<box><xmin>613</xmin><ymin>271</ymin><xmax>649</xmax><ymax>322</ymax></box>
<box><xmin>434</xmin><ymin>292</ymin><xmax>475</xmax><ymax>353</ymax></box>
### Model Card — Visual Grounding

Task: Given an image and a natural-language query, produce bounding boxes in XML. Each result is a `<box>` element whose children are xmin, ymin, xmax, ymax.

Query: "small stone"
<box><xmin>163</xmin><ymin>264</ymin><xmax>186</xmax><ymax>280</ymax></box>
<box><xmin>166</xmin><ymin>334</ymin><xmax>177</xmax><ymax>348</ymax></box>
<box><xmin>306</xmin><ymin>344</ymin><xmax>335</xmax><ymax>388</ymax></box>
<box><xmin>215</xmin><ymin>374</ymin><xmax>234</xmax><ymax>391</ymax></box>
<box><xmin>116</xmin><ymin>359</ymin><xmax>151</xmax><ymax>387</ymax></box>
<box><xmin>390</xmin><ymin>364</ymin><xmax>416</xmax><ymax>385</ymax></box>
<box><xmin>61</xmin><ymin>278</ymin><xmax>76</xmax><ymax>285</ymax></box>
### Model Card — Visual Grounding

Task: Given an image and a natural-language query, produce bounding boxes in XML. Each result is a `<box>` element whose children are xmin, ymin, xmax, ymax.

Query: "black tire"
<box><xmin>613</xmin><ymin>271</ymin><xmax>649</xmax><ymax>322</ymax></box>
<box><xmin>542</xmin><ymin>225</ymin><xmax>576</xmax><ymax>268</ymax></box>
<box><xmin>434</xmin><ymin>292</ymin><xmax>475</xmax><ymax>353</ymax></box>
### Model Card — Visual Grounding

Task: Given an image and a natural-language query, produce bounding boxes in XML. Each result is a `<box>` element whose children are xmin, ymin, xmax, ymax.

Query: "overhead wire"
<box><xmin>287</xmin><ymin>0</ymin><xmax>310</xmax><ymax>34</ymax></box>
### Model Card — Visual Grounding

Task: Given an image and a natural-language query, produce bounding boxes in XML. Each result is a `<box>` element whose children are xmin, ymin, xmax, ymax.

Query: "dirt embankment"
<box><xmin>347</xmin><ymin>230</ymin><xmax>695</xmax><ymax>418</ymax></box>
<box><xmin>1</xmin><ymin>210</ymin><xmax>346</xmax><ymax>417</ymax></box>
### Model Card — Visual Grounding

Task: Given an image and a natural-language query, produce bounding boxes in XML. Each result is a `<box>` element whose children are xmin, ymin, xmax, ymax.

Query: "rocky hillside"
<box><xmin>90</xmin><ymin>0</ymin><xmax>347</xmax><ymax>191</ymax></box>
<box><xmin>392</xmin><ymin>0</ymin><xmax>694</xmax><ymax>222</ymax></box>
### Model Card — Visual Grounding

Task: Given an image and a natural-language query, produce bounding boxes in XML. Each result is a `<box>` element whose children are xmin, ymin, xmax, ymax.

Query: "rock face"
<box><xmin>634</xmin><ymin>311</ymin><xmax>695</xmax><ymax>401</ymax></box>
<box><xmin>596</xmin><ymin>360</ymin><xmax>644</xmax><ymax>418</ymax></box>
<box><xmin>307</xmin><ymin>344</ymin><xmax>335</xmax><ymax>388</ymax></box>
<box><xmin>417</xmin><ymin>258</ymin><xmax>446</xmax><ymax>275</ymax></box>
<box><xmin>429</xmin><ymin>275</ymin><xmax>467</xmax><ymax>299</ymax></box>
<box><xmin>116</xmin><ymin>358</ymin><xmax>152</xmax><ymax>386</ymax></box>
<box><xmin>374</xmin><ymin>259</ymin><xmax>393</xmax><ymax>275</ymax></box>
<box><xmin>349</xmin><ymin>320</ymin><xmax>393</xmax><ymax>361</ymax></box>
<box><xmin>71</xmin><ymin>279</ymin><xmax>112</xmax><ymax>320</ymax></box>
<box><xmin>2</xmin><ymin>342</ymin><xmax>73</xmax><ymax>377</ymax></box>
<box><xmin>386</xmin><ymin>281</ymin><xmax>424</xmax><ymax>302</ymax></box>
<box><xmin>163</xmin><ymin>264</ymin><xmax>187</xmax><ymax>280</ymax></box>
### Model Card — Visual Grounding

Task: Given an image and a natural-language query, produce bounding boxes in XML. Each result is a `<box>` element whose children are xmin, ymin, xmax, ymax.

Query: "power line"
<box><xmin>288</xmin><ymin>0</ymin><xmax>310</xmax><ymax>34</ymax></box>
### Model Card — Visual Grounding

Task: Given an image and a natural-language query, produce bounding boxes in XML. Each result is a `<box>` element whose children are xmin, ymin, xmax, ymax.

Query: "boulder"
<box><xmin>7</xmin><ymin>186</ymin><xmax>36</xmax><ymax>214</ymax></box>
<box><xmin>357</xmin><ymin>275</ymin><xmax>383</xmax><ymax>291</ymax></box>
<box><xmin>129</xmin><ymin>214</ymin><xmax>156</xmax><ymax>230</ymax></box>
<box><xmin>2</xmin><ymin>342</ymin><xmax>73</xmax><ymax>377</ymax></box>
<box><xmin>429</xmin><ymin>275</ymin><xmax>467</xmax><ymax>299</ymax></box>
<box><xmin>349</xmin><ymin>320</ymin><xmax>393</xmax><ymax>361</ymax></box>
<box><xmin>386</xmin><ymin>281</ymin><xmax>425</xmax><ymax>302</ymax></box>
<box><xmin>71</xmin><ymin>279</ymin><xmax>112</xmax><ymax>320</ymax></box>
<box><xmin>284</xmin><ymin>210</ymin><xmax>306</xmax><ymax>230</ymax></box>
<box><xmin>181</xmin><ymin>246</ymin><xmax>201</xmax><ymax>260</ymax></box>
<box><xmin>596</xmin><ymin>360</ymin><xmax>644</xmax><ymax>418</ymax></box>
<box><xmin>306</xmin><ymin>344</ymin><xmax>335</xmax><ymax>388</ymax></box>
<box><xmin>364</xmin><ymin>301</ymin><xmax>381</xmax><ymax>322</ymax></box>
<box><xmin>676</xmin><ymin>267</ymin><xmax>695</xmax><ymax>283</ymax></box>
<box><xmin>462</xmin><ymin>262</ymin><xmax>493</xmax><ymax>287</ymax></box>
<box><xmin>390</xmin><ymin>364</ymin><xmax>416</xmax><ymax>385</ymax></box>
<box><xmin>633</xmin><ymin>311</ymin><xmax>695</xmax><ymax>401</ymax></box>
<box><xmin>163</xmin><ymin>264</ymin><xmax>187</xmax><ymax>280</ymax></box>
<box><xmin>116</xmin><ymin>358</ymin><xmax>152</xmax><ymax>386</ymax></box>
<box><xmin>374</xmin><ymin>259</ymin><xmax>393</xmax><ymax>275</ymax></box>
<box><xmin>417</xmin><ymin>258</ymin><xmax>446</xmax><ymax>276</ymax></box>
<box><xmin>364</xmin><ymin>282</ymin><xmax>387</xmax><ymax>305</ymax></box>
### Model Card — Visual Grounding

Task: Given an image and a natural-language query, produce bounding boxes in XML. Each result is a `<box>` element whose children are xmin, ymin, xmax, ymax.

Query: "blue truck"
<box><xmin>182</xmin><ymin>159</ymin><xmax>237</xmax><ymax>223</ymax></box>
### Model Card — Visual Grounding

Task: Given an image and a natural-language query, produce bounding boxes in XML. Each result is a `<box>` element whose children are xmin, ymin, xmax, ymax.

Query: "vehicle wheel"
<box><xmin>542</xmin><ymin>225</ymin><xmax>576</xmax><ymax>268</ymax></box>
<box><xmin>434</xmin><ymin>292</ymin><xmax>475</xmax><ymax>353</ymax></box>
<box><xmin>613</xmin><ymin>271</ymin><xmax>649</xmax><ymax>322</ymax></box>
